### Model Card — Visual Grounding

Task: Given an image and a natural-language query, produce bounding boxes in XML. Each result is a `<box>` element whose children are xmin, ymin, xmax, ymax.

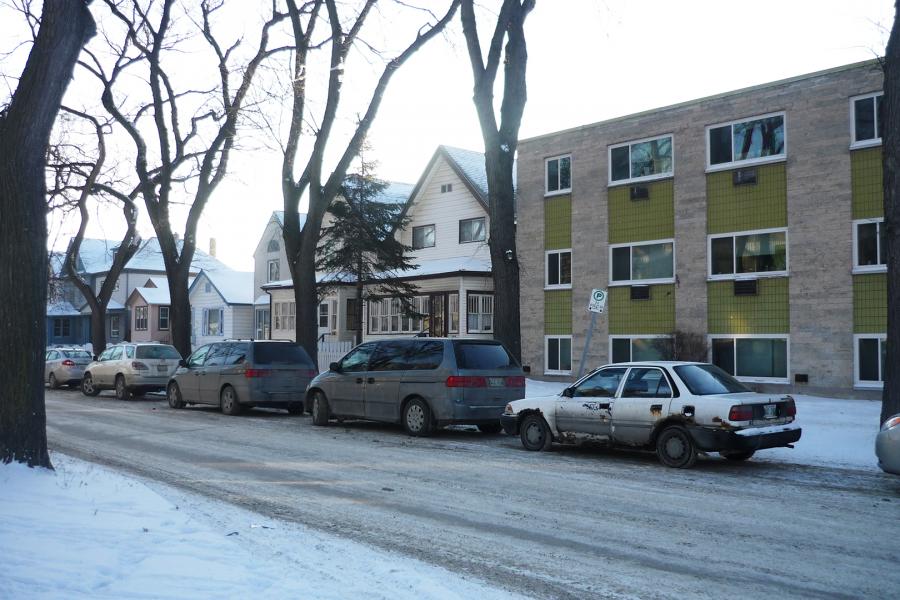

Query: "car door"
<box><xmin>90</xmin><ymin>349</ymin><xmax>111</xmax><ymax>385</ymax></box>
<box><xmin>365</xmin><ymin>340</ymin><xmax>410</xmax><ymax>422</ymax></box>
<box><xmin>180</xmin><ymin>345</ymin><xmax>211</xmax><ymax>403</ymax></box>
<box><xmin>611</xmin><ymin>367</ymin><xmax>674</xmax><ymax>446</ymax></box>
<box><xmin>328</xmin><ymin>343</ymin><xmax>375</xmax><ymax>417</ymax></box>
<box><xmin>45</xmin><ymin>351</ymin><xmax>57</xmax><ymax>381</ymax></box>
<box><xmin>555</xmin><ymin>367</ymin><xmax>626</xmax><ymax>438</ymax></box>
<box><xmin>199</xmin><ymin>343</ymin><xmax>231</xmax><ymax>404</ymax></box>
<box><xmin>98</xmin><ymin>346</ymin><xmax>123</xmax><ymax>386</ymax></box>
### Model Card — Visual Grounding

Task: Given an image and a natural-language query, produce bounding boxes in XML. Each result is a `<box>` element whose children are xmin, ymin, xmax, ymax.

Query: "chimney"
<box><xmin>209</xmin><ymin>237</ymin><xmax>217</xmax><ymax>257</ymax></box>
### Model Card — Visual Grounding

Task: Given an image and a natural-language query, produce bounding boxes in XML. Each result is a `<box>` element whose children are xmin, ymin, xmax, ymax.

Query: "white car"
<box><xmin>500</xmin><ymin>362</ymin><xmax>801</xmax><ymax>468</ymax></box>
<box><xmin>81</xmin><ymin>342</ymin><xmax>182</xmax><ymax>400</ymax></box>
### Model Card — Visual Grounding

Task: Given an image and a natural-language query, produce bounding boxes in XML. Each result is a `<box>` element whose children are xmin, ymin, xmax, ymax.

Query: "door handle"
<box><xmin>356</xmin><ymin>377</ymin><xmax>363</xmax><ymax>384</ymax></box>
<box><xmin>367</xmin><ymin>378</ymin><xmax>375</xmax><ymax>384</ymax></box>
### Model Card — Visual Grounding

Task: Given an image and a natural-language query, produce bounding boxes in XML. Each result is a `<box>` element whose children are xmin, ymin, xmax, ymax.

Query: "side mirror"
<box><xmin>522</xmin><ymin>365</ymin><xmax>531</xmax><ymax>374</ymax></box>
<box><xmin>329</xmin><ymin>361</ymin><xmax>341</xmax><ymax>373</ymax></box>
<box><xmin>562</xmin><ymin>387</ymin><xmax>574</xmax><ymax>398</ymax></box>
<box><xmin>179</xmin><ymin>359</ymin><xmax>188</xmax><ymax>368</ymax></box>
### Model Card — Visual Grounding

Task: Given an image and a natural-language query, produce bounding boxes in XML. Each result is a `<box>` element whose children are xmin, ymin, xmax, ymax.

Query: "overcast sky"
<box><xmin>2</xmin><ymin>1</ymin><xmax>895</xmax><ymax>272</ymax></box>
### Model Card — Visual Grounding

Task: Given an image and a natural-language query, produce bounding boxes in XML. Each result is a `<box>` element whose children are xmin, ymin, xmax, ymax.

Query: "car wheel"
<box><xmin>477</xmin><ymin>423</ymin><xmax>502</xmax><ymax>435</ymax></box>
<box><xmin>220</xmin><ymin>385</ymin><xmax>241</xmax><ymax>415</ymax></box>
<box><xmin>81</xmin><ymin>374</ymin><xmax>100</xmax><ymax>397</ymax></box>
<box><xmin>311</xmin><ymin>392</ymin><xmax>330</xmax><ymax>426</ymax></box>
<box><xmin>402</xmin><ymin>398</ymin><xmax>434</xmax><ymax>437</ymax></box>
<box><xmin>519</xmin><ymin>413</ymin><xmax>553</xmax><ymax>451</ymax></box>
<box><xmin>48</xmin><ymin>373</ymin><xmax>60</xmax><ymax>389</ymax></box>
<box><xmin>115</xmin><ymin>375</ymin><xmax>132</xmax><ymax>401</ymax></box>
<box><xmin>720</xmin><ymin>450</ymin><xmax>755</xmax><ymax>461</ymax></box>
<box><xmin>656</xmin><ymin>425</ymin><xmax>698</xmax><ymax>468</ymax></box>
<box><xmin>167</xmin><ymin>382</ymin><xmax>185</xmax><ymax>409</ymax></box>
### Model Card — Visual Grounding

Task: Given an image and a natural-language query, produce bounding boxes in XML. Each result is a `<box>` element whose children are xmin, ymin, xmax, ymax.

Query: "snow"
<box><xmin>0</xmin><ymin>454</ymin><xmax>523</xmax><ymax>600</ymax></box>
<box><xmin>192</xmin><ymin>269</ymin><xmax>255</xmax><ymax>304</ymax></box>
<box><xmin>70</xmin><ymin>238</ymin><xmax>228</xmax><ymax>275</ymax></box>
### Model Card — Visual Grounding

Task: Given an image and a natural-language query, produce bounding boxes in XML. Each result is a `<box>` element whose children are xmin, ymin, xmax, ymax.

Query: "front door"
<box><xmin>611</xmin><ymin>367</ymin><xmax>673</xmax><ymax>446</ymax></box>
<box><xmin>328</xmin><ymin>342</ymin><xmax>375</xmax><ymax>417</ymax></box>
<box><xmin>429</xmin><ymin>294</ymin><xmax>446</xmax><ymax>337</ymax></box>
<box><xmin>555</xmin><ymin>367</ymin><xmax>626</xmax><ymax>438</ymax></box>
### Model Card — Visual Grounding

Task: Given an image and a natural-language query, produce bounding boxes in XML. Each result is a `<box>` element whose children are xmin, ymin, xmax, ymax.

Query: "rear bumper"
<box><xmin>441</xmin><ymin>404</ymin><xmax>507</xmax><ymax>427</ymax></box>
<box><xmin>500</xmin><ymin>413</ymin><xmax>518</xmax><ymax>435</ymax></box>
<box><xmin>249</xmin><ymin>391</ymin><xmax>306</xmax><ymax>408</ymax></box>
<box><xmin>875</xmin><ymin>429</ymin><xmax>900</xmax><ymax>475</ymax></box>
<box><xmin>689</xmin><ymin>424</ymin><xmax>802</xmax><ymax>452</ymax></box>
<box><xmin>125</xmin><ymin>374</ymin><xmax>170</xmax><ymax>390</ymax></box>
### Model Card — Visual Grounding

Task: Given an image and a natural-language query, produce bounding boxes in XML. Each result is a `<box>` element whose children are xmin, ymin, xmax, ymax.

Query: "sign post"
<box><xmin>577</xmin><ymin>289</ymin><xmax>606</xmax><ymax>379</ymax></box>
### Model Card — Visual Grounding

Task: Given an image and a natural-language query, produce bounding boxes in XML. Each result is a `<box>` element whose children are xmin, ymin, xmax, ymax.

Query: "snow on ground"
<box><xmin>0</xmin><ymin>455</ymin><xmax>524</xmax><ymax>600</ymax></box>
<box><xmin>524</xmin><ymin>379</ymin><xmax>882</xmax><ymax>472</ymax></box>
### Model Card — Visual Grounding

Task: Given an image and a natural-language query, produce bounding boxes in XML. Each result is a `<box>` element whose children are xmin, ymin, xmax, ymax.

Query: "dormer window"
<box><xmin>267</xmin><ymin>237</ymin><xmax>280</xmax><ymax>253</ymax></box>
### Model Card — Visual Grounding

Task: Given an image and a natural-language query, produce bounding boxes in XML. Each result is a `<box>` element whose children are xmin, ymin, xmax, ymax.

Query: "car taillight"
<box><xmin>244</xmin><ymin>369</ymin><xmax>272</xmax><ymax>378</ymax></box>
<box><xmin>505</xmin><ymin>376</ymin><xmax>526</xmax><ymax>388</ymax></box>
<box><xmin>61</xmin><ymin>359</ymin><xmax>75</xmax><ymax>367</ymax></box>
<box><xmin>301</xmin><ymin>369</ymin><xmax>318</xmax><ymax>378</ymax></box>
<box><xmin>881</xmin><ymin>415</ymin><xmax>900</xmax><ymax>431</ymax></box>
<box><xmin>445</xmin><ymin>376</ymin><xmax>487</xmax><ymax>388</ymax></box>
<box><xmin>131</xmin><ymin>361</ymin><xmax>149</xmax><ymax>370</ymax></box>
<box><xmin>784</xmin><ymin>398</ymin><xmax>797</xmax><ymax>418</ymax></box>
<box><xmin>728</xmin><ymin>405</ymin><xmax>754</xmax><ymax>421</ymax></box>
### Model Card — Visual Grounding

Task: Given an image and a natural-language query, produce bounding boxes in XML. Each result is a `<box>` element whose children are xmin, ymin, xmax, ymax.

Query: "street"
<box><xmin>45</xmin><ymin>388</ymin><xmax>900</xmax><ymax>600</ymax></box>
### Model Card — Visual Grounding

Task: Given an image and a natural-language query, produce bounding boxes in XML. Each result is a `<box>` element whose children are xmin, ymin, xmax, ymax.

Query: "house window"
<box><xmin>707</xmin><ymin>112</ymin><xmax>785</xmax><ymax>169</ymax></box>
<box><xmin>855</xmin><ymin>334</ymin><xmax>886</xmax><ymax>388</ymax></box>
<box><xmin>440</xmin><ymin>183</ymin><xmax>453</xmax><ymax>193</ymax></box>
<box><xmin>466</xmin><ymin>293</ymin><xmax>493</xmax><ymax>333</ymax></box>
<box><xmin>273</xmin><ymin>302</ymin><xmax>295</xmax><ymax>330</ymax></box>
<box><xmin>158</xmin><ymin>306</ymin><xmax>170</xmax><ymax>330</ymax></box>
<box><xmin>609</xmin><ymin>239</ymin><xmax>675</xmax><ymax>285</ymax></box>
<box><xmin>545</xmin><ymin>249</ymin><xmax>572</xmax><ymax>289</ymax></box>
<box><xmin>267</xmin><ymin>237</ymin><xmax>280</xmax><ymax>253</ymax></box>
<box><xmin>256</xmin><ymin>309</ymin><xmax>270</xmax><ymax>339</ymax></box>
<box><xmin>318</xmin><ymin>302</ymin><xmax>330</xmax><ymax>329</ymax></box>
<box><xmin>610</xmin><ymin>336</ymin><xmax>674</xmax><ymax>363</ymax></box>
<box><xmin>851</xmin><ymin>92</ymin><xmax>883</xmax><ymax>147</ymax></box>
<box><xmin>609</xmin><ymin>134</ymin><xmax>673</xmax><ymax>184</ymax></box>
<box><xmin>53</xmin><ymin>318</ymin><xmax>71</xmax><ymax>338</ymax></box>
<box><xmin>204</xmin><ymin>308</ymin><xmax>224</xmax><ymax>336</ymax></box>
<box><xmin>267</xmin><ymin>259</ymin><xmax>280</xmax><ymax>282</ymax></box>
<box><xmin>98</xmin><ymin>278</ymin><xmax>120</xmax><ymax>292</ymax></box>
<box><xmin>134</xmin><ymin>306</ymin><xmax>148</xmax><ymax>331</ymax></box>
<box><xmin>368</xmin><ymin>296</ymin><xmax>428</xmax><ymax>334</ymax></box>
<box><xmin>708</xmin><ymin>228</ymin><xmax>787</xmax><ymax>279</ymax></box>
<box><xmin>853</xmin><ymin>219</ymin><xmax>886</xmax><ymax>272</ymax></box>
<box><xmin>545</xmin><ymin>336</ymin><xmax>572</xmax><ymax>375</ymax></box>
<box><xmin>110</xmin><ymin>315</ymin><xmax>120</xmax><ymax>338</ymax></box>
<box><xmin>459</xmin><ymin>217</ymin><xmax>486</xmax><ymax>243</ymax></box>
<box><xmin>448</xmin><ymin>293</ymin><xmax>459</xmax><ymax>334</ymax></box>
<box><xmin>204</xmin><ymin>282</ymin><xmax>212</xmax><ymax>293</ymax></box>
<box><xmin>545</xmin><ymin>155</ymin><xmax>571</xmax><ymax>195</ymax></box>
<box><xmin>412</xmin><ymin>225</ymin><xmax>435</xmax><ymax>249</ymax></box>
<box><xmin>710</xmin><ymin>336</ymin><xmax>788</xmax><ymax>382</ymax></box>
<box><xmin>346</xmin><ymin>298</ymin><xmax>360</xmax><ymax>331</ymax></box>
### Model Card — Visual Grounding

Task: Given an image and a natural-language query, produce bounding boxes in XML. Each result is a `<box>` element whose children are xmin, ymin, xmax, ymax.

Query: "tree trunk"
<box><xmin>0</xmin><ymin>0</ymin><xmax>95</xmax><ymax>467</ymax></box>
<box><xmin>883</xmin><ymin>2</ymin><xmax>900</xmax><ymax>424</ymax></box>
<box><xmin>355</xmin><ymin>267</ymin><xmax>364</xmax><ymax>346</ymax></box>
<box><xmin>168</xmin><ymin>262</ymin><xmax>194</xmax><ymax>358</ymax></box>
<box><xmin>291</xmin><ymin>230</ymin><xmax>320</xmax><ymax>363</ymax></box>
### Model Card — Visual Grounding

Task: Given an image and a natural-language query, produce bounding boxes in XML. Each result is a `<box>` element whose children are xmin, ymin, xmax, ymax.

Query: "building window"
<box><xmin>273</xmin><ymin>302</ymin><xmax>295</xmax><ymax>330</ymax></box>
<box><xmin>346</xmin><ymin>298</ymin><xmax>360</xmax><ymax>331</ymax></box>
<box><xmin>368</xmin><ymin>296</ymin><xmax>428</xmax><ymax>334</ymax></box>
<box><xmin>255</xmin><ymin>309</ymin><xmax>270</xmax><ymax>339</ymax></box>
<box><xmin>440</xmin><ymin>183</ymin><xmax>453</xmax><ymax>193</ymax></box>
<box><xmin>158</xmin><ymin>306</ymin><xmax>170</xmax><ymax>330</ymax></box>
<box><xmin>609</xmin><ymin>239</ymin><xmax>675</xmax><ymax>285</ymax></box>
<box><xmin>851</xmin><ymin>92</ymin><xmax>883</xmax><ymax>147</ymax></box>
<box><xmin>267</xmin><ymin>237</ymin><xmax>280</xmax><ymax>253</ymax></box>
<box><xmin>855</xmin><ymin>334</ymin><xmax>886</xmax><ymax>388</ymax></box>
<box><xmin>545</xmin><ymin>336</ymin><xmax>572</xmax><ymax>375</ymax></box>
<box><xmin>853</xmin><ymin>219</ymin><xmax>886</xmax><ymax>273</ymax></box>
<box><xmin>53</xmin><ymin>318</ymin><xmax>71</xmax><ymax>338</ymax></box>
<box><xmin>448</xmin><ymin>293</ymin><xmax>459</xmax><ymax>334</ymax></box>
<box><xmin>134</xmin><ymin>306</ymin><xmax>148</xmax><ymax>331</ymax></box>
<box><xmin>710</xmin><ymin>336</ymin><xmax>788</xmax><ymax>382</ymax></box>
<box><xmin>318</xmin><ymin>302</ymin><xmax>330</xmax><ymax>329</ymax></box>
<box><xmin>267</xmin><ymin>259</ymin><xmax>280</xmax><ymax>282</ymax></box>
<box><xmin>545</xmin><ymin>249</ymin><xmax>572</xmax><ymax>289</ymax></box>
<box><xmin>609</xmin><ymin>134</ymin><xmax>673</xmax><ymax>184</ymax></box>
<box><xmin>610</xmin><ymin>336</ymin><xmax>674</xmax><ymax>363</ymax></box>
<box><xmin>459</xmin><ymin>217</ymin><xmax>486</xmax><ymax>243</ymax></box>
<box><xmin>203</xmin><ymin>308</ymin><xmax>224</xmax><ymax>336</ymax></box>
<box><xmin>110</xmin><ymin>315</ymin><xmax>120</xmax><ymax>338</ymax></box>
<box><xmin>466</xmin><ymin>293</ymin><xmax>493</xmax><ymax>332</ymax></box>
<box><xmin>707</xmin><ymin>112</ymin><xmax>785</xmax><ymax>169</ymax></box>
<box><xmin>708</xmin><ymin>228</ymin><xmax>787</xmax><ymax>280</ymax></box>
<box><xmin>205</xmin><ymin>282</ymin><xmax>212</xmax><ymax>293</ymax></box>
<box><xmin>412</xmin><ymin>224</ymin><xmax>435</xmax><ymax>249</ymax></box>
<box><xmin>98</xmin><ymin>277</ymin><xmax>120</xmax><ymax>292</ymax></box>
<box><xmin>545</xmin><ymin>155</ymin><xmax>571</xmax><ymax>195</ymax></box>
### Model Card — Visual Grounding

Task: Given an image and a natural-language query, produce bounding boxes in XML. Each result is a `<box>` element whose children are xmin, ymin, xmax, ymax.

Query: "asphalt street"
<box><xmin>45</xmin><ymin>388</ymin><xmax>900</xmax><ymax>599</ymax></box>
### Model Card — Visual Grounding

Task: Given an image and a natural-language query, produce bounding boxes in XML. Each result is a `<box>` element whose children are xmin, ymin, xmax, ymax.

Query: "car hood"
<box><xmin>509</xmin><ymin>395</ymin><xmax>560</xmax><ymax>411</ymax></box>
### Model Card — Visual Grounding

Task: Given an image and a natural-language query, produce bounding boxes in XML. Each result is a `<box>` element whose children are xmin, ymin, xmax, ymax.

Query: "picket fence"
<box><xmin>317</xmin><ymin>339</ymin><xmax>353</xmax><ymax>373</ymax></box>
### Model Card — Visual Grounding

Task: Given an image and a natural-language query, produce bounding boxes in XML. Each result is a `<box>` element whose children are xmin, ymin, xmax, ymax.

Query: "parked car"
<box><xmin>166</xmin><ymin>340</ymin><xmax>317</xmax><ymax>415</ymax></box>
<box><xmin>876</xmin><ymin>414</ymin><xmax>900</xmax><ymax>475</ymax></box>
<box><xmin>81</xmin><ymin>342</ymin><xmax>182</xmax><ymax>400</ymax></box>
<box><xmin>500</xmin><ymin>361</ymin><xmax>801</xmax><ymax>468</ymax></box>
<box><xmin>306</xmin><ymin>338</ymin><xmax>526</xmax><ymax>436</ymax></box>
<box><xmin>45</xmin><ymin>347</ymin><xmax>93</xmax><ymax>388</ymax></box>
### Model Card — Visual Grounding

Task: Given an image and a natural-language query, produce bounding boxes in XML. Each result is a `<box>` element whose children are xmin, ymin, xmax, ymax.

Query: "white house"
<box><xmin>189</xmin><ymin>269</ymin><xmax>255</xmax><ymax>347</ymax></box>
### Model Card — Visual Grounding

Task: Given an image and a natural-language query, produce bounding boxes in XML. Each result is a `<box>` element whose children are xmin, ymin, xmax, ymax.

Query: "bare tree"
<box><xmin>0</xmin><ymin>0</ymin><xmax>95</xmax><ymax>467</ymax></box>
<box><xmin>884</xmin><ymin>2</ymin><xmax>900</xmax><ymax>424</ymax></box>
<box><xmin>277</xmin><ymin>0</ymin><xmax>460</xmax><ymax>362</ymax></box>
<box><xmin>460</xmin><ymin>0</ymin><xmax>535</xmax><ymax>362</ymax></box>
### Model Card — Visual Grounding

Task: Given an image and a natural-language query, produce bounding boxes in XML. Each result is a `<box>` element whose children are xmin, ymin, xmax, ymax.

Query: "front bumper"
<box><xmin>875</xmin><ymin>428</ymin><xmax>900</xmax><ymax>475</ymax></box>
<box><xmin>689</xmin><ymin>423</ymin><xmax>801</xmax><ymax>453</ymax></box>
<box><xmin>500</xmin><ymin>413</ymin><xmax>518</xmax><ymax>435</ymax></box>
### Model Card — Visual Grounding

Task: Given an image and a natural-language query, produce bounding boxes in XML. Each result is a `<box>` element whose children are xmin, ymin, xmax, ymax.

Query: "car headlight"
<box><xmin>504</xmin><ymin>403</ymin><xmax>514</xmax><ymax>415</ymax></box>
<box><xmin>881</xmin><ymin>415</ymin><xmax>900</xmax><ymax>432</ymax></box>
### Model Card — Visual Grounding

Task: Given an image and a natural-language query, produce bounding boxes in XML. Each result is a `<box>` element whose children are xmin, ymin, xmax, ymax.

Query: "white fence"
<box><xmin>317</xmin><ymin>339</ymin><xmax>353</xmax><ymax>373</ymax></box>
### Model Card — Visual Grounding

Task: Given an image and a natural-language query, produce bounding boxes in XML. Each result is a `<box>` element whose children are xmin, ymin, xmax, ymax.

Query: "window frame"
<box><xmin>852</xmin><ymin>218</ymin><xmax>886</xmax><ymax>274</ymax></box>
<box><xmin>850</xmin><ymin>91</ymin><xmax>883</xmax><ymax>149</ymax></box>
<box><xmin>458</xmin><ymin>217</ymin><xmax>486</xmax><ymax>244</ymax></box>
<box><xmin>706</xmin><ymin>227</ymin><xmax>789</xmax><ymax>281</ymax></box>
<box><xmin>854</xmin><ymin>333</ymin><xmax>886</xmax><ymax>389</ymax></box>
<box><xmin>267</xmin><ymin>237</ymin><xmax>280</xmax><ymax>253</ymax></box>
<box><xmin>466</xmin><ymin>293</ymin><xmax>494</xmax><ymax>333</ymax></box>
<box><xmin>705</xmin><ymin>111</ymin><xmax>787</xmax><ymax>172</ymax></box>
<box><xmin>707</xmin><ymin>334</ymin><xmax>790</xmax><ymax>384</ymax></box>
<box><xmin>203</xmin><ymin>307</ymin><xmax>225</xmax><ymax>337</ymax></box>
<box><xmin>544</xmin><ymin>249</ymin><xmax>573</xmax><ymax>290</ymax></box>
<box><xmin>607</xmin><ymin>133</ymin><xmax>675</xmax><ymax>186</ymax></box>
<box><xmin>318</xmin><ymin>302</ymin><xmax>330</xmax><ymax>329</ymax></box>
<box><xmin>267</xmin><ymin>259</ymin><xmax>280</xmax><ymax>283</ymax></box>
<box><xmin>544</xmin><ymin>154</ymin><xmax>572</xmax><ymax>197</ymax></box>
<box><xmin>368</xmin><ymin>296</ymin><xmax>429</xmax><ymax>334</ymax></box>
<box><xmin>608</xmin><ymin>238</ymin><xmax>676</xmax><ymax>286</ymax></box>
<box><xmin>109</xmin><ymin>314</ymin><xmax>120</xmax><ymax>338</ymax></box>
<box><xmin>53</xmin><ymin>318</ymin><xmax>71</xmax><ymax>338</ymax></box>
<box><xmin>134</xmin><ymin>306</ymin><xmax>149</xmax><ymax>331</ymax></box>
<box><xmin>544</xmin><ymin>335</ymin><xmax>573</xmax><ymax>376</ymax></box>
<box><xmin>157</xmin><ymin>306</ymin><xmax>170</xmax><ymax>331</ymax></box>
<box><xmin>412</xmin><ymin>224</ymin><xmax>436</xmax><ymax>250</ymax></box>
<box><xmin>608</xmin><ymin>335</ymin><xmax>674</xmax><ymax>363</ymax></box>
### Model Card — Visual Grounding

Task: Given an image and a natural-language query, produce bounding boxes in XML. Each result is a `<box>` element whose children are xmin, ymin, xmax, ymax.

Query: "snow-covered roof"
<box><xmin>191</xmin><ymin>269</ymin><xmax>254</xmax><ymax>305</ymax></box>
<box><xmin>129</xmin><ymin>286</ymin><xmax>171</xmax><ymax>306</ymax></box>
<box><xmin>254</xmin><ymin>294</ymin><xmax>270</xmax><ymax>306</ymax></box>
<box><xmin>65</xmin><ymin>238</ymin><xmax>228</xmax><ymax>275</ymax></box>
<box><xmin>47</xmin><ymin>300</ymin><xmax>82</xmax><ymax>317</ymax></box>
<box><xmin>441</xmin><ymin>146</ymin><xmax>489</xmax><ymax>201</ymax></box>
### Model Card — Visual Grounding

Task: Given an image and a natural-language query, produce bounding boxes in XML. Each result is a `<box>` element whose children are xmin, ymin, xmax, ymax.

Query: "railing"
<box><xmin>317</xmin><ymin>339</ymin><xmax>353</xmax><ymax>373</ymax></box>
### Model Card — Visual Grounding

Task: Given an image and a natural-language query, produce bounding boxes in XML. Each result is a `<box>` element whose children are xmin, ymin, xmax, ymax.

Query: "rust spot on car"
<box><xmin>650</xmin><ymin>406</ymin><xmax>662</xmax><ymax>417</ymax></box>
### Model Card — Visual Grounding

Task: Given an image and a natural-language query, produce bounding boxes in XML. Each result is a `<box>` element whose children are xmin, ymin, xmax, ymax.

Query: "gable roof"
<box><xmin>127</xmin><ymin>286</ymin><xmax>171</xmax><ymax>306</ymax></box>
<box><xmin>189</xmin><ymin>269</ymin><xmax>254</xmax><ymax>305</ymax></box>
<box><xmin>64</xmin><ymin>238</ymin><xmax>228</xmax><ymax>276</ymax></box>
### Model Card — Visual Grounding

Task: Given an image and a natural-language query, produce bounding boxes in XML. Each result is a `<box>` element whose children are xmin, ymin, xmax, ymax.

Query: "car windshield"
<box><xmin>453</xmin><ymin>342</ymin><xmax>518</xmax><ymax>370</ymax></box>
<box><xmin>135</xmin><ymin>345</ymin><xmax>181</xmax><ymax>360</ymax></box>
<box><xmin>253</xmin><ymin>342</ymin><xmax>314</xmax><ymax>366</ymax></box>
<box><xmin>673</xmin><ymin>364</ymin><xmax>750</xmax><ymax>395</ymax></box>
<box><xmin>62</xmin><ymin>350</ymin><xmax>92</xmax><ymax>359</ymax></box>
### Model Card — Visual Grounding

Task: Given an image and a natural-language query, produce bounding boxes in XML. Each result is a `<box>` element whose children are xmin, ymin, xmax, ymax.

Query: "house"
<box><xmin>515</xmin><ymin>59</ymin><xmax>883</xmax><ymax>398</ymax></box>
<box><xmin>189</xmin><ymin>269</ymin><xmax>255</xmax><ymax>346</ymax></box>
<box><xmin>46</xmin><ymin>300</ymin><xmax>90</xmax><ymax>347</ymax></box>
<box><xmin>125</xmin><ymin>277</ymin><xmax>180</xmax><ymax>344</ymax></box>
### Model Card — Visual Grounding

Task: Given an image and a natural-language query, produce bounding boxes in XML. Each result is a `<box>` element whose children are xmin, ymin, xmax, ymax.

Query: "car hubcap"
<box><xmin>224</xmin><ymin>390</ymin><xmax>233</xmax><ymax>410</ymax></box>
<box><xmin>525</xmin><ymin>423</ymin><xmax>543</xmax><ymax>445</ymax></box>
<box><xmin>314</xmin><ymin>397</ymin><xmax>321</xmax><ymax>419</ymax></box>
<box><xmin>407</xmin><ymin>405</ymin><xmax>424</xmax><ymax>431</ymax></box>
<box><xmin>665</xmin><ymin>436</ymin><xmax>685</xmax><ymax>459</ymax></box>
<box><xmin>84</xmin><ymin>378</ymin><xmax>93</xmax><ymax>393</ymax></box>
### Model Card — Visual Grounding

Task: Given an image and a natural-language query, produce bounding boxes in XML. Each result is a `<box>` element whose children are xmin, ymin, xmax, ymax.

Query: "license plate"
<box><xmin>488</xmin><ymin>377</ymin><xmax>504</xmax><ymax>388</ymax></box>
<box><xmin>157</xmin><ymin>364</ymin><xmax>168</xmax><ymax>373</ymax></box>
<box><xmin>763</xmin><ymin>403</ymin><xmax>777</xmax><ymax>419</ymax></box>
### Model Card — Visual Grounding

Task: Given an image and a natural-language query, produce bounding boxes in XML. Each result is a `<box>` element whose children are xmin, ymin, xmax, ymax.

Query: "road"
<box><xmin>45</xmin><ymin>388</ymin><xmax>900</xmax><ymax>599</ymax></box>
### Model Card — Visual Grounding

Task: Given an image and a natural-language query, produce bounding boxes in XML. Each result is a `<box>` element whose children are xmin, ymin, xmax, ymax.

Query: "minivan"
<box><xmin>305</xmin><ymin>338</ymin><xmax>526</xmax><ymax>436</ymax></box>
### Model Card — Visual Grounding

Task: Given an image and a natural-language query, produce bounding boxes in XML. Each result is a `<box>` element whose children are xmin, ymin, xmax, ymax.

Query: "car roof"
<box><xmin>597</xmin><ymin>361</ymin><xmax>707</xmax><ymax>369</ymax></box>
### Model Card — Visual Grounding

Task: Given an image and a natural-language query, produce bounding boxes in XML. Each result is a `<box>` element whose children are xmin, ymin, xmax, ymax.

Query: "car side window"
<box><xmin>225</xmin><ymin>343</ymin><xmax>250</xmax><ymax>365</ymax></box>
<box><xmin>187</xmin><ymin>345</ymin><xmax>211</xmax><ymax>368</ymax></box>
<box><xmin>622</xmin><ymin>368</ymin><xmax>672</xmax><ymax>399</ymax></box>
<box><xmin>47</xmin><ymin>351</ymin><xmax>57</xmax><ymax>360</ymax></box>
<box><xmin>97</xmin><ymin>349</ymin><xmax>111</xmax><ymax>362</ymax></box>
<box><xmin>572</xmin><ymin>368</ymin><xmax>627</xmax><ymax>397</ymax></box>
<box><xmin>340</xmin><ymin>344</ymin><xmax>375</xmax><ymax>373</ymax></box>
<box><xmin>125</xmin><ymin>346</ymin><xmax>135</xmax><ymax>359</ymax></box>
<box><xmin>108</xmin><ymin>347</ymin><xmax>123</xmax><ymax>361</ymax></box>
<box><xmin>204</xmin><ymin>343</ymin><xmax>231</xmax><ymax>367</ymax></box>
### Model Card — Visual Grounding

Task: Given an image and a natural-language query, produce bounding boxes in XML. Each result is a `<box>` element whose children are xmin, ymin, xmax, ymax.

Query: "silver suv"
<box><xmin>81</xmin><ymin>343</ymin><xmax>182</xmax><ymax>400</ymax></box>
<box><xmin>306</xmin><ymin>338</ymin><xmax>526</xmax><ymax>436</ymax></box>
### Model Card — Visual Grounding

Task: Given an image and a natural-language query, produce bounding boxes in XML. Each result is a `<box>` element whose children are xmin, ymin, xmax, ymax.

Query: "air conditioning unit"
<box><xmin>733</xmin><ymin>279</ymin><xmax>758</xmax><ymax>296</ymax></box>
<box><xmin>630</xmin><ymin>185</ymin><xmax>649</xmax><ymax>200</ymax></box>
<box><xmin>732</xmin><ymin>168</ymin><xmax>757</xmax><ymax>186</ymax></box>
<box><xmin>630</xmin><ymin>285</ymin><xmax>650</xmax><ymax>300</ymax></box>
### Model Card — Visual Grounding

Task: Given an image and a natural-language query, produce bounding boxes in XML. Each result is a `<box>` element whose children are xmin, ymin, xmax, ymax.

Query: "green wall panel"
<box><xmin>851</xmin><ymin>147</ymin><xmax>884</xmax><ymax>219</ymax></box>
<box><xmin>545</xmin><ymin>289</ymin><xmax>572</xmax><ymax>335</ymax></box>
<box><xmin>853</xmin><ymin>273</ymin><xmax>887</xmax><ymax>333</ymax></box>
<box><xmin>707</xmin><ymin>163</ymin><xmax>787</xmax><ymax>234</ymax></box>
<box><xmin>608</xmin><ymin>284</ymin><xmax>675</xmax><ymax>335</ymax></box>
<box><xmin>608</xmin><ymin>179</ymin><xmax>674</xmax><ymax>244</ymax></box>
<box><xmin>707</xmin><ymin>277</ymin><xmax>789</xmax><ymax>334</ymax></box>
<box><xmin>544</xmin><ymin>195</ymin><xmax>572</xmax><ymax>250</ymax></box>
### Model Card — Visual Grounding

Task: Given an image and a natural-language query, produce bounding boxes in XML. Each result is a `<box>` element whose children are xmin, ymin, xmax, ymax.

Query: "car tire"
<box><xmin>220</xmin><ymin>385</ymin><xmax>241</xmax><ymax>416</ymax></box>
<box><xmin>656</xmin><ymin>425</ymin><xmax>698</xmax><ymax>469</ymax></box>
<box><xmin>115</xmin><ymin>375</ymin><xmax>132</xmax><ymax>401</ymax></box>
<box><xmin>311</xmin><ymin>392</ymin><xmax>330</xmax><ymax>426</ymax></box>
<box><xmin>48</xmin><ymin>373</ymin><xmax>60</xmax><ymax>389</ymax></box>
<box><xmin>477</xmin><ymin>423</ymin><xmax>503</xmax><ymax>435</ymax></box>
<box><xmin>167</xmin><ymin>382</ymin><xmax>185</xmax><ymax>409</ymax></box>
<box><xmin>720</xmin><ymin>450</ymin><xmax>755</xmax><ymax>461</ymax></box>
<box><xmin>519</xmin><ymin>413</ymin><xmax>553</xmax><ymax>451</ymax></box>
<box><xmin>81</xmin><ymin>374</ymin><xmax>100</xmax><ymax>397</ymax></box>
<box><xmin>402</xmin><ymin>398</ymin><xmax>434</xmax><ymax>437</ymax></box>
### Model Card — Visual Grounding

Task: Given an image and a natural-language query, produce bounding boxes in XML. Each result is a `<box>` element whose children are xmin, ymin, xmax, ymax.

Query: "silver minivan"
<box><xmin>306</xmin><ymin>338</ymin><xmax>526</xmax><ymax>436</ymax></box>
